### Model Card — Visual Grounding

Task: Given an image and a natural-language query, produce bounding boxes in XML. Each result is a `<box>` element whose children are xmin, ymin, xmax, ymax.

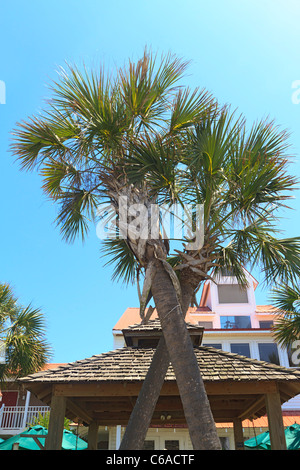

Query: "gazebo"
<box><xmin>19</xmin><ymin>321</ymin><xmax>300</xmax><ymax>450</ymax></box>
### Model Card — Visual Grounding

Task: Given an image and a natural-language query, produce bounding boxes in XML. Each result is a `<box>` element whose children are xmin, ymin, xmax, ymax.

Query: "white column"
<box><xmin>22</xmin><ymin>391</ymin><xmax>31</xmax><ymax>429</ymax></box>
<box><xmin>116</xmin><ymin>425</ymin><xmax>122</xmax><ymax>449</ymax></box>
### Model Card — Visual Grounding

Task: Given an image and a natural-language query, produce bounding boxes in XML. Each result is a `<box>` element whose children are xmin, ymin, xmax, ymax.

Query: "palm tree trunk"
<box><xmin>121</xmin><ymin>259</ymin><xmax>221</xmax><ymax>450</ymax></box>
<box><xmin>150</xmin><ymin>258</ymin><xmax>221</xmax><ymax>450</ymax></box>
<box><xmin>119</xmin><ymin>282</ymin><xmax>194</xmax><ymax>450</ymax></box>
<box><xmin>119</xmin><ymin>335</ymin><xmax>170</xmax><ymax>450</ymax></box>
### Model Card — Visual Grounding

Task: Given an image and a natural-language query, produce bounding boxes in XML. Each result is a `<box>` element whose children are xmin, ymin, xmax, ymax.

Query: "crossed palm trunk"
<box><xmin>106</xmin><ymin>181</ymin><xmax>221</xmax><ymax>449</ymax></box>
<box><xmin>120</xmin><ymin>255</ymin><xmax>221</xmax><ymax>450</ymax></box>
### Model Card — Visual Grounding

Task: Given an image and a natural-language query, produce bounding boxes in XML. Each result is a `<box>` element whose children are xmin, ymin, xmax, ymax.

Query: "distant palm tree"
<box><xmin>11</xmin><ymin>50</ymin><xmax>300</xmax><ymax>449</ymax></box>
<box><xmin>0</xmin><ymin>283</ymin><xmax>51</xmax><ymax>381</ymax></box>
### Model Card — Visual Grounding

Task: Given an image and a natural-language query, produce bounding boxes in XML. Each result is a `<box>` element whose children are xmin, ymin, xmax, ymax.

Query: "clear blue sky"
<box><xmin>1</xmin><ymin>0</ymin><xmax>300</xmax><ymax>363</ymax></box>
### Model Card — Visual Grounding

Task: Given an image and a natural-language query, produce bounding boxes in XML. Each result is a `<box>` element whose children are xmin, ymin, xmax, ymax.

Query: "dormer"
<box><xmin>200</xmin><ymin>267</ymin><xmax>257</xmax><ymax>315</ymax></box>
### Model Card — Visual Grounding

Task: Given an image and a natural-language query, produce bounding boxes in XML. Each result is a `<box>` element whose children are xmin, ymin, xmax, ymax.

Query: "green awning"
<box><xmin>244</xmin><ymin>423</ymin><xmax>300</xmax><ymax>450</ymax></box>
<box><xmin>0</xmin><ymin>425</ymin><xmax>87</xmax><ymax>450</ymax></box>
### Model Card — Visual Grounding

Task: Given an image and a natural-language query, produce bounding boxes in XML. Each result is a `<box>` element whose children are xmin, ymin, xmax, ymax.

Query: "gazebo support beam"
<box><xmin>88</xmin><ymin>420</ymin><xmax>99</xmax><ymax>450</ymax></box>
<box><xmin>45</xmin><ymin>395</ymin><xmax>66</xmax><ymax>450</ymax></box>
<box><xmin>265</xmin><ymin>389</ymin><xmax>287</xmax><ymax>450</ymax></box>
<box><xmin>233</xmin><ymin>418</ymin><xmax>244</xmax><ymax>450</ymax></box>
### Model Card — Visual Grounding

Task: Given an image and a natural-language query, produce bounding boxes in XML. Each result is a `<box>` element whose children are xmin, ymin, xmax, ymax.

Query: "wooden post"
<box><xmin>45</xmin><ymin>395</ymin><xmax>66</xmax><ymax>450</ymax></box>
<box><xmin>233</xmin><ymin>418</ymin><xmax>244</xmax><ymax>450</ymax></box>
<box><xmin>265</xmin><ymin>391</ymin><xmax>287</xmax><ymax>450</ymax></box>
<box><xmin>88</xmin><ymin>420</ymin><xmax>99</xmax><ymax>450</ymax></box>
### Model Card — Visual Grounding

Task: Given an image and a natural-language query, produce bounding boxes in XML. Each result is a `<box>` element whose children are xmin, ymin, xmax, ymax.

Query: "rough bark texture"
<box><xmin>121</xmin><ymin>259</ymin><xmax>221</xmax><ymax>450</ymax></box>
<box><xmin>119</xmin><ymin>335</ymin><xmax>170</xmax><ymax>450</ymax></box>
<box><xmin>119</xmin><ymin>282</ymin><xmax>194</xmax><ymax>450</ymax></box>
<box><xmin>150</xmin><ymin>259</ymin><xmax>221</xmax><ymax>450</ymax></box>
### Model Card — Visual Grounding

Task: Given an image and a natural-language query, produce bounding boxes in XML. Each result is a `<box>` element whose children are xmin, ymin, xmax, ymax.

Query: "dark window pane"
<box><xmin>165</xmin><ymin>440</ymin><xmax>179</xmax><ymax>450</ymax></box>
<box><xmin>258</xmin><ymin>343</ymin><xmax>280</xmax><ymax>365</ymax></box>
<box><xmin>220</xmin><ymin>316</ymin><xmax>251</xmax><ymax>329</ymax></box>
<box><xmin>221</xmin><ymin>267</ymin><xmax>235</xmax><ymax>276</ymax></box>
<box><xmin>198</xmin><ymin>321</ymin><xmax>213</xmax><ymax>329</ymax></box>
<box><xmin>230</xmin><ymin>343</ymin><xmax>251</xmax><ymax>358</ymax></box>
<box><xmin>259</xmin><ymin>321</ymin><xmax>273</xmax><ymax>329</ymax></box>
<box><xmin>218</xmin><ymin>285</ymin><xmax>248</xmax><ymax>303</ymax></box>
<box><xmin>220</xmin><ymin>436</ymin><xmax>230</xmax><ymax>450</ymax></box>
<box><xmin>203</xmin><ymin>343</ymin><xmax>222</xmax><ymax>350</ymax></box>
<box><xmin>143</xmin><ymin>440</ymin><xmax>155</xmax><ymax>450</ymax></box>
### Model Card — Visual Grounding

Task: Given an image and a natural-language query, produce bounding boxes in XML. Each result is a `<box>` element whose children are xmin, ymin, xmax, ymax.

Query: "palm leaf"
<box><xmin>100</xmin><ymin>238</ymin><xmax>139</xmax><ymax>285</ymax></box>
<box><xmin>270</xmin><ymin>284</ymin><xmax>300</xmax><ymax>347</ymax></box>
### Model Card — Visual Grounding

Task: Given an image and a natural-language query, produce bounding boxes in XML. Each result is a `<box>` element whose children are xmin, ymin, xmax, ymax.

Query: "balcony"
<box><xmin>0</xmin><ymin>404</ymin><xmax>50</xmax><ymax>435</ymax></box>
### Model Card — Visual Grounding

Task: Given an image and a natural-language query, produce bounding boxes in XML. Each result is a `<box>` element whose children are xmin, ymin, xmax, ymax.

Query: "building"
<box><xmin>0</xmin><ymin>365</ymin><xmax>62</xmax><ymax>439</ymax></box>
<box><xmin>16</xmin><ymin>268</ymin><xmax>300</xmax><ymax>450</ymax></box>
<box><xmin>111</xmin><ymin>268</ymin><xmax>300</xmax><ymax>449</ymax></box>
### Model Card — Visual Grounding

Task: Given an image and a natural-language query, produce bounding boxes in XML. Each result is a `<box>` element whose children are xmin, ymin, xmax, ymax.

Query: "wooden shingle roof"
<box><xmin>19</xmin><ymin>345</ymin><xmax>300</xmax><ymax>385</ymax></box>
<box><xmin>124</xmin><ymin>318</ymin><xmax>200</xmax><ymax>331</ymax></box>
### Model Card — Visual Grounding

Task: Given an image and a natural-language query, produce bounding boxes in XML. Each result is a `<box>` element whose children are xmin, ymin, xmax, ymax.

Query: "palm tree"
<box><xmin>270</xmin><ymin>284</ymin><xmax>300</xmax><ymax>348</ymax></box>
<box><xmin>11</xmin><ymin>50</ymin><xmax>300</xmax><ymax>449</ymax></box>
<box><xmin>0</xmin><ymin>283</ymin><xmax>51</xmax><ymax>381</ymax></box>
<box><xmin>105</xmin><ymin>110</ymin><xmax>300</xmax><ymax>449</ymax></box>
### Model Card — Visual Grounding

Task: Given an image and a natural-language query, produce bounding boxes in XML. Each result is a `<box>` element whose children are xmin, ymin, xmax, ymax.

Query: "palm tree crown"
<box><xmin>0</xmin><ymin>283</ymin><xmax>51</xmax><ymax>381</ymax></box>
<box><xmin>11</xmin><ymin>51</ymin><xmax>300</xmax><ymax>295</ymax></box>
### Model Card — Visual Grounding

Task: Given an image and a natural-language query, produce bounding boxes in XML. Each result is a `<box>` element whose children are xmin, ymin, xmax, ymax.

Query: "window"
<box><xmin>221</xmin><ymin>267</ymin><xmax>235</xmax><ymax>276</ymax></box>
<box><xmin>219</xmin><ymin>436</ymin><xmax>230</xmax><ymax>450</ymax></box>
<box><xmin>165</xmin><ymin>440</ymin><xmax>179</xmax><ymax>450</ymax></box>
<box><xmin>258</xmin><ymin>343</ymin><xmax>280</xmax><ymax>365</ymax></box>
<box><xmin>220</xmin><ymin>316</ymin><xmax>251</xmax><ymax>329</ymax></box>
<box><xmin>230</xmin><ymin>343</ymin><xmax>251</xmax><ymax>358</ymax></box>
<box><xmin>143</xmin><ymin>440</ymin><xmax>155</xmax><ymax>450</ymax></box>
<box><xmin>203</xmin><ymin>343</ymin><xmax>222</xmax><ymax>350</ymax></box>
<box><xmin>259</xmin><ymin>321</ymin><xmax>273</xmax><ymax>329</ymax></box>
<box><xmin>218</xmin><ymin>285</ymin><xmax>248</xmax><ymax>303</ymax></box>
<box><xmin>198</xmin><ymin>321</ymin><xmax>213</xmax><ymax>329</ymax></box>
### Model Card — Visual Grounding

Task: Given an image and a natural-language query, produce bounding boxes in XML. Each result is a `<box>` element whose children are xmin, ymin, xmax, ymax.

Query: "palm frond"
<box><xmin>1</xmin><ymin>304</ymin><xmax>52</xmax><ymax>381</ymax></box>
<box><xmin>118</xmin><ymin>49</ymin><xmax>190</xmax><ymax>129</ymax></box>
<box><xmin>213</xmin><ymin>243</ymin><xmax>249</xmax><ymax>288</ymax></box>
<box><xmin>0</xmin><ymin>283</ymin><xmax>18</xmax><ymax>323</ymax></box>
<box><xmin>100</xmin><ymin>238</ymin><xmax>139</xmax><ymax>285</ymax></box>
<box><xmin>270</xmin><ymin>284</ymin><xmax>300</xmax><ymax>347</ymax></box>
<box><xmin>55</xmin><ymin>189</ymin><xmax>98</xmax><ymax>242</ymax></box>
<box><xmin>227</xmin><ymin>220</ymin><xmax>300</xmax><ymax>286</ymax></box>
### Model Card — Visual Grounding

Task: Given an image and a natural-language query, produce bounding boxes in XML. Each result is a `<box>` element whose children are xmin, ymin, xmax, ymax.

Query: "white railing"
<box><xmin>0</xmin><ymin>405</ymin><xmax>50</xmax><ymax>432</ymax></box>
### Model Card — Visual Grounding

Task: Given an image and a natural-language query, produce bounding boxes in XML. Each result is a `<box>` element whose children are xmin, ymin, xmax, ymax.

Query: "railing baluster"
<box><xmin>0</xmin><ymin>405</ymin><xmax>50</xmax><ymax>431</ymax></box>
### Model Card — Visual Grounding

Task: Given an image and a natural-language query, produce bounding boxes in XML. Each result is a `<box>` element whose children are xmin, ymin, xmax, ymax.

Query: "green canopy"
<box><xmin>284</xmin><ymin>423</ymin><xmax>300</xmax><ymax>450</ymax></box>
<box><xmin>244</xmin><ymin>430</ymin><xmax>271</xmax><ymax>450</ymax></box>
<box><xmin>0</xmin><ymin>425</ymin><xmax>87</xmax><ymax>450</ymax></box>
<box><xmin>244</xmin><ymin>423</ymin><xmax>300</xmax><ymax>450</ymax></box>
